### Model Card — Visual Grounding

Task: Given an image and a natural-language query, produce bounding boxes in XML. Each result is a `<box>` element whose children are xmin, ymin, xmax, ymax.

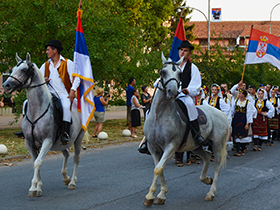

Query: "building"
<box><xmin>186</xmin><ymin>21</ymin><xmax>280</xmax><ymax>48</ymax></box>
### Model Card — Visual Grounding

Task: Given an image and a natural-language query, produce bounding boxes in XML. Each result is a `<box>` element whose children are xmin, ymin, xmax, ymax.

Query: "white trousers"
<box><xmin>23</xmin><ymin>95</ymin><xmax>71</xmax><ymax>123</ymax></box>
<box><xmin>178</xmin><ymin>94</ymin><xmax>198</xmax><ymax>121</ymax></box>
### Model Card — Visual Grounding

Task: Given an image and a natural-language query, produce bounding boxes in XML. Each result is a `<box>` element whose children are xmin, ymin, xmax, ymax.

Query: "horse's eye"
<box><xmin>160</xmin><ymin>70</ymin><xmax>165</xmax><ymax>77</ymax></box>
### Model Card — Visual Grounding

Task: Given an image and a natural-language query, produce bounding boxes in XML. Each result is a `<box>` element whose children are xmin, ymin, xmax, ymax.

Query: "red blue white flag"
<box><xmin>245</xmin><ymin>28</ymin><xmax>280</xmax><ymax>70</ymax></box>
<box><xmin>169</xmin><ymin>17</ymin><xmax>186</xmax><ymax>62</ymax></box>
<box><xmin>73</xmin><ymin>9</ymin><xmax>95</xmax><ymax>131</ymax></box>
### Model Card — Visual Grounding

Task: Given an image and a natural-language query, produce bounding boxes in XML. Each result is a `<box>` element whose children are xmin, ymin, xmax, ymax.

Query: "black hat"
<box><xmin>45</xmin><ymin>40</ymin><xmax>63</xmax><ymax>51</ymax></box>
<box><xmin>177</xmin><ymin>40</ymin><xmax>194</xmax><ymax>50</ymax></box>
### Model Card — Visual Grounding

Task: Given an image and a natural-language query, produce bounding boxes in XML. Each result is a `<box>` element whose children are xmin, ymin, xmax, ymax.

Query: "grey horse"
<box><xmin>143</xmin><ymin>53</ymin><xmax>229</xmax><ymax>206</ymax></box>
<box><xmin>2</xmin><ymin>53</ymin><xmax>84</xmax><ymax>197</ymax></box>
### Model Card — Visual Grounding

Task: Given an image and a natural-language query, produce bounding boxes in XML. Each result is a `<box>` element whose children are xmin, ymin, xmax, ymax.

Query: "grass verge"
<box><xmin>0</xmin><ymin>118</ymin><xmax>144</xmax><ymax>164</ymax></box>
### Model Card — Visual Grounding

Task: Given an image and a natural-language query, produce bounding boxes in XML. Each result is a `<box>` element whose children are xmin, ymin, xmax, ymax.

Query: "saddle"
<box><xmin>175</xmin><ymin>99</ymin><xmax>208</xmax><ymax>149</ymax></box>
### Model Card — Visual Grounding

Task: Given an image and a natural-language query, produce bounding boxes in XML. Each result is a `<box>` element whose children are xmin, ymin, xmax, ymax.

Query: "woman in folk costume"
<box><xmin>252</xmin><ymin>88</ymin><xmax>274</xmax><ymax>151</ymax></box>
<box><xmin>197</xmin><ymin>87</ymin><xmax>208</xmax><ymax>105</ymax></box>
<box><xmin>231</xmin><ymin>89</ymin><xmax>255</xmax><ymax>156</ymax></box>
<box><xmin>267</xmin><ymin>87</ymin><xmax>280</xmax><ymax>145</ymax></box>
<box><xmin>208</xmin><ymin>84</ymin><xmax>231</xmax><ymax>125</ymax></box>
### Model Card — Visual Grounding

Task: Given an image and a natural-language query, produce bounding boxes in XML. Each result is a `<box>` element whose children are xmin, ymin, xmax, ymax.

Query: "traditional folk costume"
<box><xmin>252</xmin><ymin>91</ymin><xmax>274</xmax><ymax>151</ymax></box>
<box><xmin>208</xmin><ymin>84</ymin><xmax>231</xmax><ymax>125</ymax></box>
<box><xmin>231</xmin><ymin>98</ymin><xmax>255</xmax><ymax>155</ymax></box>
<box><xmin>268</xmin><ymin>95</ymin><xmax>280</xmax><ymax>145</ymax></box>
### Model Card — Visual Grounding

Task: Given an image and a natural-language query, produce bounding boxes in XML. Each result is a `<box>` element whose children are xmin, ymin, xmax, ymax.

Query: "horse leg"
<box><xmin>144</xmin><ymin>145</ymin><xmax>175</xmax><ymax>206</ymax></box>
<box><xmin>204</xmin><ymin>146</ymin><xmax>223</xmax><ymax>201</ymax></box>
<box><xmin>192</xmin><ymin>147</ymin><xmax>213</xmax><ymax>185</ymax></box>
<box><xmin>27</xmin><ymin>146</ymin><xmax>39</xmax><ymax>197</ymax></box>
<box><xmin>61</xmin><ymin>149</ymin><xmax>71</xmax><ymax>186</ymax></box>
<box><xmin>28</xmin><ymin>140</ymin><xmax>52</xmax><ymax>197</ymax></box>
<box><xmin>68</xmin><ymin>130</ymin><xmax>83</xmax><ymax>190</ymax></box>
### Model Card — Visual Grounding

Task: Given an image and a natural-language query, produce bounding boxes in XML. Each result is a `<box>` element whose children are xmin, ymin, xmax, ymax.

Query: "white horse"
<box><xmin>143</xmin><ymin>53</ymin><xmax>229</xmax><ymax>206</ymax></box>
<box><xmin>2</xmin><ymin>53</ymin><xmax>84</xmax><ymax>197</ymax></box>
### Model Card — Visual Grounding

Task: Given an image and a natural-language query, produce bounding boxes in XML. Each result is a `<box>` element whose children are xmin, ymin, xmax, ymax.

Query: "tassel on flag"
<box><xmin>169</xmin><ymin>17</ymin><xmax>186</xmax><ymax>62</ymax></box>
<box><xmin>73</xmin><ymin>8</ymin><xmax>95</xmax><ymax>131</ymax></box>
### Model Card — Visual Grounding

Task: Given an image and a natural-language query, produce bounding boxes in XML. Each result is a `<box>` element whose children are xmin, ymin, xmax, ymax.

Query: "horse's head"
<box><xmin>2</xmin><ymin>53</ymin><xmax>35</xmax><ymax>94</ymax></box>
<box><xmin>159</xmin><ymin>53</ymin><xmax>184</xmax><ymax>100</ymax></box>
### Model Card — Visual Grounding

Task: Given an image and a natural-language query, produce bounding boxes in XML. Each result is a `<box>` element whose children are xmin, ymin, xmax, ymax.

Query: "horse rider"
<box><xmin>175</xmin><ymin>40</ymin><xmax>204</xmax><ymax>146</ymax></box>
<box><xmin>138</xmin><ymin>40</ymin><xmax>204</xmax><ymax>153</ymax></box>
<box><xmin>14</xmin><ymin>40</ymin><xmax>80</xmax><ymax>145</ymax></box>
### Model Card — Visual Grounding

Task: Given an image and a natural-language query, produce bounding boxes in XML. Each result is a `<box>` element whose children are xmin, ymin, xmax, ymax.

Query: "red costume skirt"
<box><xmin>268</xmin><ymin>113</ymin><xmax>279</xmax><ymax>130</ymax></box>
<box><xmin>253</xmin><ymin>114</ymin><xmax>268</xmax><ymax>136</ymax></box>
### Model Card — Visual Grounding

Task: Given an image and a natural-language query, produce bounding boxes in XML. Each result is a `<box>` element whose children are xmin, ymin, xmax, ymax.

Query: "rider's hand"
<box><xmin>45</xmin><ymin>77</ymin><xmax>51</xmax><ymax>84</ymax></box>
<box><xmin>182</xmin><ymin>88</ymin><xmax>189</xmax><ymax>95</ymax></box>
<box><xmin>68</xmin><ymin>89</ymin><xmax>76</xmax><ymax>110</ymax></box>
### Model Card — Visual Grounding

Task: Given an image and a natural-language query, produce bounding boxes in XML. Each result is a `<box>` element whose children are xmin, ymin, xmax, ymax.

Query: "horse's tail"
<box><xmin>220</xmin><ymin>112</ymin><xmax>229</xmax><ymax>167</ymax></box>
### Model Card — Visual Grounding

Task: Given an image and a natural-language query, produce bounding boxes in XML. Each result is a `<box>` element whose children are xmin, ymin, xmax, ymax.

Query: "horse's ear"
<box><xmin>26</xmin><ymin>52</ymin><xmax>31</xmax><ymax>63</ymax></box>
<box><xmin>161</xmin><ymin>52</ymin><xmax>167</xmax><ymax>64</ymax></box>
<box><xmin>15</xmin><ymin>53</ymin><xmax>22</xmax><ymax>63</ymax></box>
<box><xmin>176</xmin><ymin>56</ymin><xmax>184</xmax><ymax>65</ymax></box>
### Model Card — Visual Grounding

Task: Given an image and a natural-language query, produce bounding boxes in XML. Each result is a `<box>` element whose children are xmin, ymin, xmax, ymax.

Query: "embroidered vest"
<box><xmin>235</xmin><ymin>99</ymin><xmax>248</xmax><ymax>113</ymax></box>
<box><xmin>45</xmin><ymin>59</ymin><xmax>72</xmax><ymax>93</ymax></box>
<box><xmin>181</xmin><ymin>60</ymin><xmax>192</xmax><ymax>89</ymax></box>
<box><xmin>254</xmin><ymin>99</ymin><xmax>268</xmax><ymax>112</ymax></box>
<box><xmin>208</xmin><ymin>96</ymin><xmax>221</xmax><ymax>110</ymax></box>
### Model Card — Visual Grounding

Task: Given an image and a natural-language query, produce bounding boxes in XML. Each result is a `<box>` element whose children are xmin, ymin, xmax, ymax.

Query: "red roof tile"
<box><xmin>186</xmin><ymin>21</ymin><xmax>280</xmax><ymax>39</ymax></box>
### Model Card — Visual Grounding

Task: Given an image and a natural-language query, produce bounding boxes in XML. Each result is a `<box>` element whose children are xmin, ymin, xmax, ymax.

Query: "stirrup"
<box><xmin>60</xmin><ymin>132</ymin><xmax>69</xmax><ymax>145</ymax></box>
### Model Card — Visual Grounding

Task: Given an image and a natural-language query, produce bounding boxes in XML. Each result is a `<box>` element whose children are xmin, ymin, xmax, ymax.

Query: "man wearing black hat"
<box><xmin>39</xmin><ymin>39</ymin><xmax>81</xmax><ymax>145</ymax></box>
<box><xmin>176</xmin><ymin>40</ymin><xmax>204</xmax><ymax>146</ymax></box>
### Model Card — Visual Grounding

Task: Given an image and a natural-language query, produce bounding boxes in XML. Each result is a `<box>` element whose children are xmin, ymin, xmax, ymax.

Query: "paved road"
<box><xmin>0</xmin><ymin>110</ymin><xmax>131</xmax><ymax>129</ymax></box>
<box><xmin>1</xmin><ymin>141</ymin><xmax>280</xmax><ymax>210</ymax></box>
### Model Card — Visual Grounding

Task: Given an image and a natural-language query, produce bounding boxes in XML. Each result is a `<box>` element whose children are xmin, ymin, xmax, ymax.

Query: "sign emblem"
<box><xmin>256</xmin><ymin>36</ymin><xmax>268</xmax><ymax>58</ymax></box>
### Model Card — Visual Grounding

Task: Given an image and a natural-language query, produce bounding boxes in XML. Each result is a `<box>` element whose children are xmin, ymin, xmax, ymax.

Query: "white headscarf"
<box><xmin>211</xmin><ymin>83</ymin><xmax>222</xmax><ymax>98</ymax></box>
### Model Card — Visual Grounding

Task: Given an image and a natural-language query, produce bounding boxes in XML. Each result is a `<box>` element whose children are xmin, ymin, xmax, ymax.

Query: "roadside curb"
<box><xmin>0</xmin><ymin>137</ymin><xmax>142</xmax><ymax>164</ymax></box>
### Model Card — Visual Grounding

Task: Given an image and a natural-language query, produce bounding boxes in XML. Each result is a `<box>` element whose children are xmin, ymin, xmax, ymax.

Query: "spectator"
<box><xmin>92</xmin><ymin>88</ymin><xmax>110</xmax><ymax>138</ymax></box>
<box><xmin>126</xmin><ymin>77</ymin><xmax>135</xmax><ymax>132</ymax></box>
<box><xmin>141</xmin><ymin>85</ymin><xmax>152</xmax><ymax>121</ymax></box>
<box><xmin>131</xmin><ymin>89</ymin><xmax>142</xmax><ymax>138</ymax></box>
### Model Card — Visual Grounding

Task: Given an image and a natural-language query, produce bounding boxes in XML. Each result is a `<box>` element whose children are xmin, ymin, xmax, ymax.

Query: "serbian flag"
<box><xmin>169</xmin><ymin>17</ymin><xmax>186</xmax><ymax>62</ymax></box>
<box><xmin>73</xmin><ymin>9</ymin><xmax>95</xmax><ymax>131</ymax></box>
<box><xmin>245</xmin><ymin>28</ymin><xmax>280</xmax><ymax>70</ymax></box>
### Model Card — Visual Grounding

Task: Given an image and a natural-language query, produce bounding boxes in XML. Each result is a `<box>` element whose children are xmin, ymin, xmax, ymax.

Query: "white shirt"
<box><xmin>177</xmin><ymin>62</ymin><xmax>201</xmax><ymax>98</ymax></box>
<box><xmin>40</xmin><ymin>55</ymin><xmax>80</xmax><ymax>96</ymax></box>
<box><xmin>231</xmin><ymin>99</ymin><xmax>255</xmax><ymax>124</ymax></box>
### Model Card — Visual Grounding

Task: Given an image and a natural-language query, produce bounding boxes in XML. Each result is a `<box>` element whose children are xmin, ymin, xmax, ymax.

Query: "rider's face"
<box><xmin>46</xmin><ymin>46</ymin><xmax>57</xmax><ymax>59</ymax></box>
<box><xmin>179</xmin><ymin>48</ymin><xmax>191</xmax><ymax>61</ymax></box>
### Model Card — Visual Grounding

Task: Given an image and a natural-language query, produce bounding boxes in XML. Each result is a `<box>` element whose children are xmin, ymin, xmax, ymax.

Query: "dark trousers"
<box><xmin>253</xmin><ymin>138</ymin><xmax>264</xmax><ymax>147</ymax></box>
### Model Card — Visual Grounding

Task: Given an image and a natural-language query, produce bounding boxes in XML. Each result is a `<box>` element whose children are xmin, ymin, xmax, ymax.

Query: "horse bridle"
<box><xmin>8</xmin><ymin>60</ymin><xmax>47</xmax><ymax>91</ymax></box>
<box><xmin>158</xmin><ymin>61</ymin><xmax>181</xmax><ymax>93</ymax></box>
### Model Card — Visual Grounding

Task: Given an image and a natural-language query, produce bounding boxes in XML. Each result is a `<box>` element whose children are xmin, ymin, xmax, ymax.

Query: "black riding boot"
<box><xmin>14</xmin><ymin>131</ymin><xmax>25</xmax><ymax>138</ymax></box>
<box><xmin>61</xmin><ymin>121</ymin><xmax>71</xmax><ymax>145</ymax></box>
<box><xmin>190</xmin><ymin>119</ymin><xmax>204</xmax><ymax>146</ymax></box>
<box><xmin>138</xmin><ymin>139</ymin><xmax>150</xmax><ymax>155</ymax></box>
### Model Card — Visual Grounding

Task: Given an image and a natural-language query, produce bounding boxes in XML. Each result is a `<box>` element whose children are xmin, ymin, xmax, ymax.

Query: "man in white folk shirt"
<box><xmin>40</xmin><ymin>40</ymin><xmax>80</xmax><ymax>145</ymax></box>
<box><xmin>176</xmin><ymin>40</ymin><xmax>204</xmax><ymax>146</ymax></box>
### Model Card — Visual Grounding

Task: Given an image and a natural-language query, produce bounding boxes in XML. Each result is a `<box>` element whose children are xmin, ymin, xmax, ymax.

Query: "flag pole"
<box><xmin>79</xmin><ymin>0</ymin><xmax>82</xmax><ymax>9</ymax></box>
<box><xmin>241</xmin><ymin>65</ymin><xmax>246</xmax><ymax>81</ymax></box>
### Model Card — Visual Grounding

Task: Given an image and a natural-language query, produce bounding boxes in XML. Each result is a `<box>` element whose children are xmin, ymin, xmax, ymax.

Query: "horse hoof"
<box><xmin>143</xmin><ymin>198</ymin><xmax>154</xmax><ymax>206</ymax></box>
<box><xmin>63</xmin><ymin>178</ymin><xmax>71</xmax><ymax>186</ymax></box>
<box><xmin>28</xmin><ymin>191</ymin><xmax>37</xmax><ymax>198</ymax></box>
<box><xmin>68</xmin><ymin>183</ymin><xmax>76</xmax><ymax>190</ymax></box>
<box><xmin>36</xmin><ymin>190</ymin><xmax>42</xmax><ymax>197</ymax></box>
<box><xmin>154</xmin><ymin>197</ymin><xmax>166</xmax><ymax>205</ymax></box>
<box><xmin>205</xmin><ymin>194</ymin><xmax>214</xmax><ymax>201</ymax></box>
